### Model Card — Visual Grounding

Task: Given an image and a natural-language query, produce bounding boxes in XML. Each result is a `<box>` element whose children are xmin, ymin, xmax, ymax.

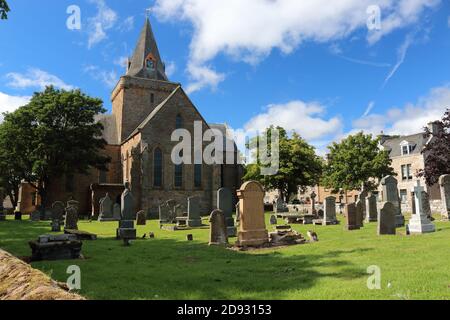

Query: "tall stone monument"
<box><xmin>359</xmin><ymin>184</ymin><xmax>369</xmax><ymax>219</ymax></box>
<box><xmin>217</xmin><ymin>188</ymin><xmax>237</xmax><ymax>237</ymax></box>
<box><xmin>187</xmin><ymin>196</ymin><xmax>202</xmax><ymax>227</ymax></box>
<box><xmin>323</xmin><ymin>196</ymin><xmax>338</xmax><ymax>225</ymax></box>
<box><xmin>381</xmin><ymin>175</ymin><xmax>405</xmax><ymax>227</ymax></box>
<box><xmin>236</xmin><ymin>181</ymin><xmax>269</xmax><ymax>247</ymax></box>
<box><xmin>310</xmin><ymin>191</ymin><xmax>317</xmax><ymax>216</ymax></box>
<box><xmin>365</xmin><ymin>194</ymin><xmax>378</xmax><ymax>223</ymax></box>
<box><xmin>439</xmin><ymin>174</ymin><xmax>450</xmax><ymax>220</ymax></box>
<box><xmin>408</xmin><ymin>181</ymin><xmax>436</xmax><ymax>234</ymax></box>
<box><xmin>98</xmin><ymin>193</ymin><xmax>115</xmax><ymax>221</ymax></box>
<box><xmin>117</xmin><ymin>182</ymin><xmax>137</xmax><ymax>241</ymax></box>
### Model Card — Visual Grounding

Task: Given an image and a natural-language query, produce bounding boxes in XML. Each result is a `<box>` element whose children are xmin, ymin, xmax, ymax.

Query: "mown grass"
<box><xmin>1</xmin><ymin>213</ymin><xmax>450</xmax><ymax>300</ymax></box>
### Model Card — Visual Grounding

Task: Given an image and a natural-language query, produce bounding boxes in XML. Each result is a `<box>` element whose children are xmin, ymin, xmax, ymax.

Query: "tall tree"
<box><xmin>322</xmin><ymin>132</ymin><xmax>394</xmax><ymax>192</ymax></box>
<box><xmin>0</xmin><ymin>86</ymin><xmax>110</xmax><ymax>212</ymax></box>
<box><xmin>243</xmin><ymin>126</ymin><xmax>323</xmax><ymax>201</ymax></box>
<box><xmin>418</xmin><ymin>109</ymin><xmax>450</xmax><ymax>185</ymax></box>
<box><xmin>0</xmin><ymin>0</ymin><xmax>10</xmax><ymax>19</ymax></box>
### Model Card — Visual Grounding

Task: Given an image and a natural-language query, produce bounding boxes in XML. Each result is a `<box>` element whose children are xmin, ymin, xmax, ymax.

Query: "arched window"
<box><xmin>174</xmin><ymin>164</ymin><xmax>183</xmax><ymax>187</ymax></box>
<box><xmin>153</xmin><ymin>148</ymin><xmax>163</xmax><ymax>187</ymax></box>
<box><xmin>176</xmin><ymin>114</ymin><xmax>183</xmax><ymax>129</ymax></box>
<box><xmin>194</xmin><ymin>164</ymin><xmax>202</xmax><ymax>188</ymax></box>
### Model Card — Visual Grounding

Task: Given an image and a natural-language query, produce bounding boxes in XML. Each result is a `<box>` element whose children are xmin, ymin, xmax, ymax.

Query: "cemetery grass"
<box><xmin>1</xmin><ymin>214</ymin><xmax>450</xmax><ymax>300</ymax></box>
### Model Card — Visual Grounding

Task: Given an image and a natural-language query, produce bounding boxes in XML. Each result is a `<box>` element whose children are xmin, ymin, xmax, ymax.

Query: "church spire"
<box><xmin>126</xmin><ymin>17</ymin><xmax>168</xmax><ymax>81</ymax></box>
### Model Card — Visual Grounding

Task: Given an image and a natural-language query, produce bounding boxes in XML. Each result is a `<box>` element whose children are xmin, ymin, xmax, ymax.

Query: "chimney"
<box><xmin>378</xmin><ymin>131</ymin><xmax>391</xmax><ymax>144</ymax></box>
<box><xmin>427</xmin><ymin>121</ymin><xmax>443</xmax><ymax>135</ymax></box>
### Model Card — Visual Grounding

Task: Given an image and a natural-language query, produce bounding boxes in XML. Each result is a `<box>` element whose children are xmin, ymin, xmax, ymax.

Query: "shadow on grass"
<box><xmin>1</xmin><ymin>220</ymin><xmax>369</xmax><ymax>300</ymax></box>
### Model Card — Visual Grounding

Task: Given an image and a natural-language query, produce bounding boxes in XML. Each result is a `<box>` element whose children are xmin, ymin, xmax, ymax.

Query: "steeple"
<box><xmin>126</xmin><ymin>18</ymin><xmax>168</xmax><ymax>81</ymax></box>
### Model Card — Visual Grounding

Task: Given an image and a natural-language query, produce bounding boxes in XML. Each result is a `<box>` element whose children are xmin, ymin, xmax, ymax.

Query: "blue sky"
<box><xmin>1</xmin><ymin>0</ymin><xmax>449</xmax><ymax>154</ymax></box>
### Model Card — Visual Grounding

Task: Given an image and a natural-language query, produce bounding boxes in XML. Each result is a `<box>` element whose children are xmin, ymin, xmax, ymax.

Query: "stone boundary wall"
<box><xmin>0</xmin><ymin>249</ymin><xmax>85</xmax><ymax>300</ymax></box>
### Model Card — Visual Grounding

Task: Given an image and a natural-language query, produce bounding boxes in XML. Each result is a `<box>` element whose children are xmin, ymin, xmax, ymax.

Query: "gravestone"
<box><xmin>421</xmin><ymin>191</ymin><xmax>432</xmax><ymax>219</ymax></box>
<box><xmin>323</xmin><ymin>196</ymin><xmax>338</xmax><ymax>225</ymax></box>
<box><xmin>439</xmin><ymin>174</ymin><xmax>450</xmax><ymax>220</ymax></box>
<box><xmin>274</xmin><ymin>197</ymin><xmax>288</xmax><ymax>214</ymax></box>
<box><xmin>365</xmin><ymin>194</ymin><xmax>378</xmax><ymax>223</ymax></box>
<box><xmin>159</xmin><ymin>203</ymin><xmax>170</xmax><ymax>223</ymax></box>
<box><xmin>51</xmin><ymin>220</ymin><xmax>61</xmax><ymax>232</ymax></box>
<box><xmin>310</xmin><ymin>191</ymin><xmax>317</xmax><ymax>216</ymax></box>
<box><xmin>408</xmin><ymin>181</ymin><xmax>436</xmax><ymax>234</ymax></box>
<box><xmin>236</xmin><ymin>181</ymin><xmax>269</xmax><ymax>246</ymax></box>
<box><xmin>29</xmin><ymin>234</ymin><xmax>82</xmax><ymax>261</ymax></box>
<box><xmin>136</xmin><ymin>210</ymin><xmax>147</xmax><ymax>226</ymax></box>
<box><xmin>64</xmin><ymin>206</ymin><xmax>78</xmax><ymax>230</ymax></box>
<box><xmin>67</xmin><ymin>200</ymin><xmax>79</xmax><ymax>212</ymax></box>
<box><xmin>378</xmin><ymin>202</ymin><xmax>396</xmax><ymax>235</ymax></box>
<box><xmin>209</xmin><ymin>209</ymin><xmax>228</xmax><ymax>246</ymax></box>
<box><xmin>187</xmin><ymin>196</ymin><xmax>202</xmax><ymax>227</ymax></box>
<box><xmin>345</xmin><ymin>203</ymin><xmax>360</xmax><ymax>230</ymax></box>
<box><xmin>30</xmin><ymin>211</ymin><xmax>41</xmax><ymax>222</ymax></box>
<box><xmin>98</xmin><ymin>193</ymin><xmax>114</xmax><ymax>221</ymax></box>
<box><xmin>359</xmin><ymin>184</ymin><xmax>369</xmax><ymax>220</ymax></box>
<box><xmin>381</xmin><ymin>175</ymin><xmax>405</xmax><ymax>227</ymax></box>
<box><xmin>51</xmin><ymin>201</ymin><xmax>65</xmax><ymax>223</ymax></box>
<box><xmin>112</xmin><ymin>203</ymin><xmax>121</xmax><ymax>220</ymax></box>
<box><xmin>270</xmin><ymin>215</ymin><xmax>278</xmax><ymax>225</ymax></box>
<box><xmin>355</xmin><ymin>199</ymin><xmax>364</xmax><ymax>228</ymax></box>
<box><xmin>217</xmin><ymin>188</ymin><xmax>237</xmax><ymax>237</ymax></box>
<box><xmin>117</xmin><ymin>182</ymin><xmax>136</xmax><ymax>241</ymax></box>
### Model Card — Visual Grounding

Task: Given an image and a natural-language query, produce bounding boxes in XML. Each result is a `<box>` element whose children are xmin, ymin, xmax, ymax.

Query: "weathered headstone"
<box><xmin>323</xmin><ymin>196</ymin><xmax>338</xmax><ymax>225</ymax></box>
<box><xmin>408</xmin><ymin>181</ymin><xmax>436</xmax><ymax>234</ymax></box>
<box><xmin>310</xmin><ymin>191</ymin><xmax>317</xmax><ymax>216</ymax></box>
<box><xmin>355</xmin><ymin>199</ymin><xmax>364</xmax><ymax>228</ymax></box>
<box><xmin>51</xmin><ymin>220</ymin><xmax>61</xmax><ymax>232</ymax></box>
<box><xmin>359</xmin><ymin>184</ymin><xmax>369</xmax><ymax>220</ymax></box>
<box><xmin>159</xmin><ymin>203</ymin><xmax>170</xmax><ymax>223</ymax></box>
<box><xmin>136</xmin><ymin>210</ymin><xmax>147</xmax><ymax>226</ymax></box>
<box><xmin>117</xmin><ymin>182</ymin><xmax>136</xmax><ymax>241</ymax></box>
<box><xmin>217</xmin><ymin>188</ymin><xmax>236</xmax><ymax>237</ymax></box>
<box><xmin>29</xmin><ymin>234</ymin><xmax>82</xmax><ymax>261</ymax></box>
<box><xmin>378</xmin><ymin>202</ymin><xmax>396</xmax><ymax>235</ymax></box>
<box><xmin>98</xmin><ymin>193</ymin><xmax>114</xmax><ymax>221</ymax></box>
<box><xmin>30</xmin><ymin>211</ymin><xmax>41</xmax><ymax>222</ymax></box>
<box><xmin>345</xmin><ymin>203</ymin><xmax>360</xmax><ymax>230</ymax></box>
<box><xmin>365</xmin><ymin>194</ymin><xmax>378</xmax><ymax>223</ymax></box>
<box><xmin>270</xmin><ymin>215</ymin><xmax>278</xmax><ymax>225</ymax></box>
<box><xmin>209</xmin><ymin>209</ymin><xmax>228</xmax><ymax>246</ymax></box>
<box><xmin>67</xmin><ymin>200</ymin><xmax>79</xmax><ymax>212</ymax></box>
<box><xmin>236</xmin><ymin>181</ymin><xmax>269</xmax><ymax>246</ymax></box>
<box><xmin>421</xmin><ymin>191</ymin><xmax>432</xmax><ymax>219</ymax></box>
<box><xmin>381</xmin><ymin>175</ymin><xmax>404</xmax><ymax>227</ymax></box>
<box><xmin>439</xmin><ymin>174</ymin><xmax>450</xmax><ymax>220</ymax></box>
<box><xmin>187</xmin><ymin>196</ymin><xmax>202</xmax><ymax>227</ymax></box>
<box><xmin>51</xmin><ymin>201</ymin><xmax>65</xmax><ymax>223</ymax></box>
<box><xmin>274</xmin><ymin>197</ymin><xmax>288</xmax><ymax>213</ymax></box>
<box><xmin>64</xmin><ymin>206</ymin><xmax>78</xmax><ymax>231</ymax></box>
<box><xmin>112</xmin><ymin>203</ymin><xmax>121</xmax><ymax>220</ymax></box>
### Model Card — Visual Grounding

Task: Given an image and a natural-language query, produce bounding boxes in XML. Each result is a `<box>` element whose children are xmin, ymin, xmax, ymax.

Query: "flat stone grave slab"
<box><xmin>65</xmin><ymin>229</ymin><xmax>97</xmax><ymax>240</ymax></box>
<box><xmin>29</xmin><ymin>234</ymin><xmax>82</xmax><ymax>261</ymax></box>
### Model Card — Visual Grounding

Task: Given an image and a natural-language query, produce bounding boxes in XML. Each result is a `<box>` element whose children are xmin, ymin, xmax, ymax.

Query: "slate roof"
<box><xmin>381</xmin><ymin>133</ymin><xmax>427</xmax><ymax>157</ymax></box>
<box><xmin>127</xmin><ymin>18</ymin><xmax>168</xmax><ymax>81</ymax></box>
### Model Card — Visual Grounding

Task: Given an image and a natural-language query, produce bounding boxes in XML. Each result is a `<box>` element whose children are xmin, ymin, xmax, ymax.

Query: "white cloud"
<box><xmin>353</xmin><ymin>84</ymin><xmax>450</xmax><ymax>136</ymax></box>
<box><xmin>6</xmin><ymin>68</ymin><xmax>74</xmax><ymax>91</ymax></box>
<box><xmin>114</xmin><ymin>56</ymin><xmax>128</xmax><ymax>68</ymax></box>
<box><xmin>383</xmin><ymin>33</ymin><xmax>414</xmax><ymax>87</ymax></box>
<box><xmin>84</xmin><ymin>65</ymin><xmax>118</xmax><ymax>88</ymax></box>
<box><xmin>118</xmin><ymin>16</ymin><xmax>135</xmax><ymax>32</ymax></box>
<box><xmin>153</xmin><ymin>0</ymin><xmax>439</xmax><ymax>92</ymax></box>
<box><xmin>87</xmin><ymin>0</ymin><xmax>118</xmax><ymax>48</ymax></box>
<box><xmin>243</xmin><ymin>100</ymin><xmax>343</xmax><ymax>142</ymax></box>
<box><xmin>0</xmin><ymin>92</ymin><xmax>31</xmax><ymax>121</ymax></box>
<box><xmin>165</xmin><ymin>61</ymin><xmax>177</xmax><ymax>78</ymax></box>
<box><xmin>363</xmin><ymin>101</ymin><xmax>376</xmax><ymax>117</ymax></box>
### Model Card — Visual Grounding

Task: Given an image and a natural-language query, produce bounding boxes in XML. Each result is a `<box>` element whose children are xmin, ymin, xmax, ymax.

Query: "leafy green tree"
<box><xmin>0</xmin><ymin>0</ymin><xmax>10</xmax><ymax>19</ymax></box>
<box><xmin>0</xmin><ymin>86</ymin><xmax>110</xmax><ymax>212</ymax></box>
<box><xmin>418</xmin><ymin>109</ymin><xmax>450</xmax><ymax>185</ymax></box>
<box><xmin>322</xmin><ymin>132</ymin><xmax>394</xmax><ymax>192</ymax></box>
<box><xmin>243</xmin><ymin>126</ymin><xmax>323</xmax><ymax>201</ymax></box>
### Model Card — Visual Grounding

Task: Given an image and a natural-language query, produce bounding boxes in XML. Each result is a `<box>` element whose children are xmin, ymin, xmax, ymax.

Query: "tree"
<box><xmin>243</xmin><ymin>126</ymin><xmax>323</xmax><ymax>201</ymax></box>
<box><xmin>0</xmin><ymin>0</ymin><xmax>10</xmax><ymax>19</ymax></box>
<box><xmin>322</xmin><ymin>132</ymin><xmax>394</xmax><ymax>192</ymax></box>
<box><xmin>0</xmin><ymin>86</ymin><xmax>110</xmax><ymax>213</ymax></box>
<box><xmin>418</xmin><ymin>109</ymin><xmax>450</xmax><ymax>186</ymax></box>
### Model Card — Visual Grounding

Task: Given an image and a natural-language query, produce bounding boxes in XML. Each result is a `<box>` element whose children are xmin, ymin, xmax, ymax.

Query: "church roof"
<box><xmin>127</xmin><ymin>18</ymin><xmax>168</xmax><ymax>81</ymax></box>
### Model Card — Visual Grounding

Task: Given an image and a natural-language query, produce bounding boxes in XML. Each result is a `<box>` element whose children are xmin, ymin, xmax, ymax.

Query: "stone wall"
<box><xmin>0</xmin><ymin>249</ymin><xmax>84</xmax><ymax>300</ymax></box>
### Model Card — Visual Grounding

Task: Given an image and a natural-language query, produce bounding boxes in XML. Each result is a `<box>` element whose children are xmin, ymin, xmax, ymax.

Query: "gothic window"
<box><xmin>176</xmin><ymin>114</ymin><xmax>183</xmax><ymax>129</ymax></box>
<box><xmin>194</xmin><ymin>164</ymin><xmax>202</xmax><ymax>188</ymax></box>
<box><xmin>174</xmin><ymin>164</ymin><xmax>183</xmax><ymax>188</ymax></box>
<box><xmin>154</xmin><ymin>148</ymin><xmax>163</xmax><ymax>187</ymax></box>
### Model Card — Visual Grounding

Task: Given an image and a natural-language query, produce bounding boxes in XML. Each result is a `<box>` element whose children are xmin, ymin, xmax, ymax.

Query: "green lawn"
<box><xmin>1</xmin><ymin>213</ymin><xmax>450</xmax><ymax>300</ymax></box>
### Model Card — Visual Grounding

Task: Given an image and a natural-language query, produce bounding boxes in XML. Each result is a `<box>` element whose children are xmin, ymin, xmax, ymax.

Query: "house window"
<box><xmin>174</xmin><ymin>164</ymin><xmax>183</xmax><ymax>187</ymax></box>
<box><xmin>194</xmin><ymin>164</ymin><xmax>202</xmax><ymax>188</ymax></box>
<box><xmin>176</xmin><ymin>114</ymin><xmax>183</xmax><ymax>129</ymax></box>
<box><xmin>151</xmin><ymin>93</ymin><xmax>155</xmax><ymax>104</ymax></box>
<box><xmin>402</xmin><ymin>145</ymin><xmax>409</xmax><ymax>156</ymax></box>
<box><xmin>153</xmin><ymin>148</ymin><xmax>163</xmax><ymax>187</ymax></box>
<box><xmin>401</xmin><ymin>164</ymin><xmax>413</xmax><ymax>181</ymax></box>
<box><xmin>400</xmin><ymin>189</ymin><xmax>408</xmax><ymax>203</ymax></box>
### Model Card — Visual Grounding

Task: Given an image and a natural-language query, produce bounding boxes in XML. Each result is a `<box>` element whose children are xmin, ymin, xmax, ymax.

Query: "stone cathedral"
<box><xmin>17</xmin><ymin>18</ymin><xmax>243</xmax><ymax>217</ymax></box>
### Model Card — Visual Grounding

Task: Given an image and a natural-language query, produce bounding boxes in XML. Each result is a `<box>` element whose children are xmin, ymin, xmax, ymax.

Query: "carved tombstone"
<box><xmin>408</xmin><ymin>181</ymin><xmax>436</xmax><ymax>234</ymax></box>
<box><xmin>355</xmin><ymin>199</ymin><xmax>364</xmax><ymax>228</ymax></box>
<box><xmin>439</xmin><ymin>175</ymin><xmax>450</xmax><ymax>220</ymax></box>
<box><xmin>112</xmin><ymin>203</ymin><xmax>121</xmax><ymax>220</ymax></box>
<box><xmin>381</xmin><ymin>175</ymin><xmax>404</xmax><ymax>227</ymax></box>
<box><xmin>51</xmin><ymin>201</ymin><xmax>65</xmax><ymax>223</ymax></box>
<box><xmin>98</xmin><ymin>193</ymin><xmax>114</xmax><ymax>221</ymax></box>
<box><xmin>378</xmin><ymin>202</ymin><xmax>396</xmax><ymax>235</ymax></box>
<box><xmin>365</xmin><ymin>194</ymin><xmax>378</xmax><ymax>223</ymax></box>
<box><xmin>121</xmin><ymin>182</ymin><xmax>134</xmax><ymax>221</ymax></box>
<box><xmin>217</xmin><ymin>188</ymin><xmax>237</xmax><ymax>237</ymax></box>
<box><xmin>136</xmin><ymin>210</ymin><xmax>147</xmax><ymax>226</ymax></box>
<box><xmin>345</xmin><ymin>203</ymin><xmax>360</xmax><ymax>231</ymax></box>
<box><xmin>323</xmin><ymin>196</ymin><xmax>338</xmax><ymax>225</ymax></box>
<box><xmin>187</xmin><ymin>196</ymin><xmax>202</xmax><ymax>227</ymax></box>
<box><xmin>64</xmin><ymin>206</ymin><xmax>78</xmax><ymax>230</ymax></box>
<box><xmin>236</xmin><ymin>181</ymin><xmax>269</xmax><ymax>246</ymax></box>
<box><xmin>209</xmin><ymin>209</ymin><xmax>228</xmax><ymax>246</ymax></box>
